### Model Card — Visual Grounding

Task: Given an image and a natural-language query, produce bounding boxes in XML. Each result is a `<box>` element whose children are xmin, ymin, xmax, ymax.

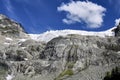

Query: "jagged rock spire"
<box><xmin>113</xmin><ymin>22</ymin><xmax>120</xmax><ymax>37</ymax></box>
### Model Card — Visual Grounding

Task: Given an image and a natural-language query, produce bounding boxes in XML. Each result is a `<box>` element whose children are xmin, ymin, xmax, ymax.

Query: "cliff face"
<box><xmin>40</xmin><ymin>35</ymin><xmax>120</xmax><ymax>80</ymax></box>
<box><xmin>0</xmin><ymin>14</ymin><xmax>120</xmax><ymax>80</ymax></box>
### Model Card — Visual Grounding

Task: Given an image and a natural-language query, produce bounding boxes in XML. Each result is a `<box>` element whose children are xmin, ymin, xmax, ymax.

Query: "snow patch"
<box><xmin>6</xmin><ymin>74</ymin><xmax>14</xmax><ymax>80</ymax></box>
<box><xmin>4</xmin><ymin>42</ymin><xmax>10</xmax><ymax>45</ymax></box>
<box><xmin>18</xmin><ymin>39</ymin><xmax>27</xmax><ymax>46</ymax></box>
<box><xmin>117</xmin><ymin>51</ymin><xmax>120</xmax><ymax>54</ymax></box>
<box><xmin>24</xmin><ymin>58</ymin><xmax>28</xmax><ymax>61</ymax></box>
<box><xmin>21</xmin><ymin>47</ymin><xmax>26</xmax><ymax>49</ymax></box>
<box><xmin>5</xmin><ymin>37</ymin><xmax>13</xmax><ymax>41</ymax></box>
<box><xmin>19</xmin><ymin>39</ymin><xmax>27</xmax><ymax>42</ymax></box>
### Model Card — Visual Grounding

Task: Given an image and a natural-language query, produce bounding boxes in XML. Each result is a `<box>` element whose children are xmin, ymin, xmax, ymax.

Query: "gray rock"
<box><xmin>0</xmin><ymin>14</ymin><xmax>120</xmax><ymax>80</ymax></box>
<box><xmin>112</xmin><ymin>22</ymin><xmax>120</xmax><ymax>37</ymax></box>
<box><xmin>40</xmin><ymin>35</ymin><xmax>120</xmax><ymax>80</ymax></box>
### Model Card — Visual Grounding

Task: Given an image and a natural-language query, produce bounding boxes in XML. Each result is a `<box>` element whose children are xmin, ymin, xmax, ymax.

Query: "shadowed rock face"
<box><xmin>113</xmin><ymin>22</ymin><xmax>120</xmax><ymax>37</ymax></box>
<box><xmin>0</xmin><ymin>14</ymin><xmax>120</xmax><ymax>80</ymax></box>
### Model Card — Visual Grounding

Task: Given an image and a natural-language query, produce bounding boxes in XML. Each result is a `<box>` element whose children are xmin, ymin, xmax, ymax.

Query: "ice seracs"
<box><xmin>29</xmin><ymin>27</ymin><xmax>115</xmax><ymax>42</ymax></box>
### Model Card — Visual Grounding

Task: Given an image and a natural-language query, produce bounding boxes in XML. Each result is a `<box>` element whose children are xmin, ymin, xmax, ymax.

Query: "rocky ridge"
<box><xmin>0</xmin><ymin>14</ymin><xmax>120</xmax><ymax>80</ymax></box>
<box><xmin>0</xmin><ymin>14</ymin><xmax>28</xmax><ymax>38</ymax></box>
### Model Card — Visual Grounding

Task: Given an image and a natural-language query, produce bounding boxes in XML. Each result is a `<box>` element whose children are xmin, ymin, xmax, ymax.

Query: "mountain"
<box><xmin>0</xmin><ymin>14</ymin><xmax>120</xmax><ymax>80</ymax></box>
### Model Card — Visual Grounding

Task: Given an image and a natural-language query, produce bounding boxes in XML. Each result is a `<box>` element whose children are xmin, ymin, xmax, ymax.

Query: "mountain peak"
<box><xmin>0</xmin><ymin>14</ymin><xmax>27</xmax><ymax>38</ymax></box>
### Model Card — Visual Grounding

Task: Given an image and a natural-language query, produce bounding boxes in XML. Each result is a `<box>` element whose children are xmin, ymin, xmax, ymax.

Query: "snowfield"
<box><xmin>29</xmin><ymin>27</ymin><xmax>115</xmax><ymax>42</ymax></box>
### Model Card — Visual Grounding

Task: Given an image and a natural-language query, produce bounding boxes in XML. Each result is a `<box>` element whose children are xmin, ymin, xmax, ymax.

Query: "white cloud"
<box><xmin>115</xmin><ymin>18</ymin><xmax>120</xmax><ymax>26</ymax></box>
<box><xmin>57</xmin><ymin>1</ymin><xmax>106</xmax><ymax>28</ymax></box>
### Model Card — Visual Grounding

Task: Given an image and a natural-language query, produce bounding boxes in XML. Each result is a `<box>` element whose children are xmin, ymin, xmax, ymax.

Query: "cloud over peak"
<box><xmin>58</xmin><ymin>1</ymin><xmax>106</xmax><ymax>28</ymax></box>
<box><xmin>115</xmin><ymin>18</ymin><xmax>120</xmax><ymax>26</ymax></box>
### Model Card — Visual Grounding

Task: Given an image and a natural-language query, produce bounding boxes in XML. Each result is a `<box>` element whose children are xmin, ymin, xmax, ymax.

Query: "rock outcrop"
<box><xmin>0</xmin><ymin>14</ymin><xmax>120</xmax><ymax>80</ymax></box>
<box><xmin>112</xmin><ymin>22</ymin><xmax>120</xmax><ymax>37</ymax></box>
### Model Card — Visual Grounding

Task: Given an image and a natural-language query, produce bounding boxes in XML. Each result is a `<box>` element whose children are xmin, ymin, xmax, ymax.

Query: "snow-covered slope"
<box><xmin>29</xmin><ymin>27</ymin><xmax>115</xmax><ymax>42</ymax></box>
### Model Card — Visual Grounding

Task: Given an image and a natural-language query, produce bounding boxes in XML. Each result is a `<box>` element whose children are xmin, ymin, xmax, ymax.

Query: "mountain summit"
<box><xmin>0</xmin><ymin>14</ymin><xmax>119</xmax><ymax>80</ymax></box>
<box><xmin>0</xmin><ymin>14</ymin><xmax>27</xmax><ymax>38</ymax></box>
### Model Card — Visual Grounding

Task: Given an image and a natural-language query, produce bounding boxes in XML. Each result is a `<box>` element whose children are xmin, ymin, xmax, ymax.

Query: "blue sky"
<box><xmin>0</xmin><ymin>0</ymin><xmax>120</xmax><ymax>34</ymax></box>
